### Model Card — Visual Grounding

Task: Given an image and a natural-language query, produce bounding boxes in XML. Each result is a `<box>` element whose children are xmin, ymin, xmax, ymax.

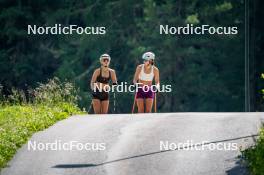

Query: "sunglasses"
<box><xmin>102</xmin><ymin>58</ymin><xmax>109</xmax><ymax>62</ymax></box>
<box><xmin>144</xmin><ymin>59</ymin><xmax>153</xmax><ymax>62</ymax></box>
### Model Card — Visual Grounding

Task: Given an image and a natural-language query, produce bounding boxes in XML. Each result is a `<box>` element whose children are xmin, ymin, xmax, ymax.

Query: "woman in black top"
<box><xmin>90</xmin><ymin>54</ymin><xmax>117</xmax><ymax>114</ymax></box>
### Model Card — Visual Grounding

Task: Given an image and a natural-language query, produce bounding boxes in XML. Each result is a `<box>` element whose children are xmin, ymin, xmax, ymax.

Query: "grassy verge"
<box><xmin>0</xmin><ymin>77</ymin><xmax>85</xmax><ymax>169</ymax></box>
<box><xmin>242</xmin><ymin>127</ymin><xmax>264</xmax><ymax>175</ymax></box>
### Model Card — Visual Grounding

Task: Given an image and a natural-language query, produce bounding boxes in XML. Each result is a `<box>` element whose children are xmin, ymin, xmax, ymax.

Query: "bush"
<box><xmin>241</xmin><ymin>73</ymin><xmax>264</xmax><ymax>175</ymax></box>
<box><xmin>0</xmin><ymin>103</ymin><xmax>83</xmax><ymax>168</ymax></box>
<box><xmin>32</xmin><ymin>77</ymin><xmax>80</xmax><ymax>105</ymax></box>
<box><xmin>0</xmin><ymin>77</ymin><xmax>80</xmax><ymax>106</ymax></box>
<box><xmin>0</xmin><ymin>77</ymin><xmax>84</xmax><ymax>169</ymax></box>
<box><xmin>242</xmin><ymin>128</ymin><xmax>264</xmax><ymax>175</ymax></box>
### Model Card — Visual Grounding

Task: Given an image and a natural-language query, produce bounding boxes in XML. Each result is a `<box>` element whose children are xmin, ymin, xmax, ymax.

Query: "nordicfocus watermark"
<box><xmin>160</xmin><ymin>140</ymin><xmax>238</xmax><ymax>151</ymax></box>
<box><xmin>160</xmin><ymin>24</ymin><xmax>238</xmax><ymax>35</ymax></box>
<box><xmin>27</xmin><ymin>140</ymin><xmax>106</xmax><ymax>151</ymax></box>
<box><xmin>92</xmin><ymin>82</ymin><xmax>172</xmax><ymax>93</ymax></box>
<box><xmin>27</xmin><ymin>24</ymin><xmax>106</xmax><ymax>35</ymax></box>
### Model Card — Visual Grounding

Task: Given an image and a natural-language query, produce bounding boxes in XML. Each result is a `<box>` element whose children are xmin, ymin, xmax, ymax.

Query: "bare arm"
<box><xmin>133</xmin><ymin>65</ymin><xmax>141</xmax><ymax>84</ymax></box>
<box><xmin>154</xmin><ymin>67</ymin><xmax>160</xmax><ymax>86</ymax></box>
<box><xmin>90</xmin><ymin>69</ymin><xmax>99</xmax><ymax>90</ymax></box>
<box><xmin>110</xmin><ymin>69</ymin><xmax>117</xmax><ymax>84</ymax></box>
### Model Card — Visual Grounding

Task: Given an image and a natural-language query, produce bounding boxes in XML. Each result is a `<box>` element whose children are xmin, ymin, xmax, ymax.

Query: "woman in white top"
<box><xmin>133</xmin><ymin>52</ymin><xmax>160</xmax><ymax>113</ymax></box>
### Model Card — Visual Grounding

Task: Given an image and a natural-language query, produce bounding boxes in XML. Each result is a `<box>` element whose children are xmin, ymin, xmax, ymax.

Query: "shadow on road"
<box><xmin>225</xmin><ymin>134</ymin><xmax>258</xmax><ymax>175</ymax></box>
<box><xmin>226</xmin><ymin>157</ymin><xmax>249</xmax><ymax>175</ymax></box>
<box><xmin>53</xmin><ymin>134</ymin><xmax>258</xmax><ymax>169</ymax></box>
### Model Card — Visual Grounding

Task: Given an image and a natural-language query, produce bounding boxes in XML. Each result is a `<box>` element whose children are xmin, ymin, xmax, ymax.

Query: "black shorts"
<box><xmin>92</xmin><ymin>91</ymin><xmax>109</xmax><ymax>101</ymax></box>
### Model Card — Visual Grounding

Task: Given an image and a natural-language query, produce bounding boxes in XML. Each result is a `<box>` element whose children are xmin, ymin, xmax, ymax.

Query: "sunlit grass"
<box><xmin>0</xmin><ymin>77</ymin><xmax>85</xmax><ymax>169</ymax></box>
<box><xmin>242</xmin><ymin>128</ymin><xmax>264</xmax><ymax>175</ymax></box>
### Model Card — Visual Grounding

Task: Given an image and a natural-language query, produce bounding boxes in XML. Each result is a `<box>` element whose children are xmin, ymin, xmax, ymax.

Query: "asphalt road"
<box><xmin>1</xmin><ymin>113</ymin><xmax>264</xmax><ymax>175</ymax></box>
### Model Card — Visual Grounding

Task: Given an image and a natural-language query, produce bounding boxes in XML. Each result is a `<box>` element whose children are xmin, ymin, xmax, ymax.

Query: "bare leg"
<box><xmin>145</xmin><ymin>98</ymin><xmax>153</xmax><ymax>113</ymax></box>
<box><xmin>137</xmin><ymin>98</ymin><xmax>144</xmax><ymax>113</ymax></box>
<box><xmin>101</xmin><ymin>100</ymin><xmax>109</xmax><ymax>114</ymax></box>
<box><xmin>92</xmin><ymin>99</ymin><xmax>101</xmax><ymax>114</ymax></box>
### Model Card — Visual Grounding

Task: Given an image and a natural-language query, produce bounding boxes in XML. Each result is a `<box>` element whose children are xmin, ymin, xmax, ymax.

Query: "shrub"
<box><xmin>32</xmin><ymin>77</ymin><xmax>80</xmax><ymax>105</ymax></box>
<box><xmin>0</xmin><ymin>104</ymin><xmax>83</xmax><ymax>168</ymax></box>
<box><xmin>0</xmin><ymin>77</ymin><xmax>84</xmax><ymax>169</ymax></box>
<box><xmin>242</xmin><ymin>73</ymin><xmax>264</xmax><ymax>175</ymax></box>
<box><xmin>242</xmin><ymin>128</ymin><xmax>264</xmax><ymax>175</ymax></box>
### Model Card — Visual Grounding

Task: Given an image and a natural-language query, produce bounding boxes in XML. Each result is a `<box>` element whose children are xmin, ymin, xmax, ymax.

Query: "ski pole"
<box><xmin>154</xmin><ymin>92</ymin><xmax>157</xmax><ymax>113</ymax></box>
<box><xmin>132</xmin><ymin>93</ymin><xmax>137</xmax><ymax>113</ymax></box>
<box><xmin>113</xmin><ymin>92</ymin><xmax>116</xmax><ymax>113</ymax></box>
<box><xmin>88</xmin><ymin>101</ymin><xmax>93</xmax><ymax>114</ymax></box>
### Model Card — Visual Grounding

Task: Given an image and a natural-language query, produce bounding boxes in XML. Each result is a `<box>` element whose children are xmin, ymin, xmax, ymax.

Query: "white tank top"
<box><xmin>139</xmin><ymin>64</ymin><xmax>154</xmax><ymax>81</ymax></box>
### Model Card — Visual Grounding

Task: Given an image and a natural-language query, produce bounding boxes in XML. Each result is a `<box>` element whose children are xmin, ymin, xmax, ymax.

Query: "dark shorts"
<box><xmin>92</xmin><ymin>91</ymin><xmax>109</xmax><ymax>101</ymax></box>
<box><xmin>136</xmin><ymin>86</ymin><xmax>155</xmax><ymax>99</ymax></box>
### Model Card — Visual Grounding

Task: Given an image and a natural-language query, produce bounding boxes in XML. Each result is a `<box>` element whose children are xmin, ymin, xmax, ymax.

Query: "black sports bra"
<box><xmin>96</xmin><ymin>68</ymin><xmax>111</xmax><ymax>84</ymax></box>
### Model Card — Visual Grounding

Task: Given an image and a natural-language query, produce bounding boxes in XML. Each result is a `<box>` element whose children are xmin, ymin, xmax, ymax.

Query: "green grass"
<box><xmin>242</xmin><ymin>127</ymin><xmax>264</xmax><ymax>175</ymax></box>
<box><xmin>0</xmin><ymin>102</ymin><xmax>83</xmax><ymax>169</ymax></box>
<box><xmin>0</xmin><ymin>77</ymin><xmax>86</xmax><ymax>169</ymax></box>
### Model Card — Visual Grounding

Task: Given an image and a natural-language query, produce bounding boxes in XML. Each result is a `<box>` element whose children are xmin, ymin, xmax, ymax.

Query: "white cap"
<box><xmin>142</xmin><ymin>52</ymin><xmax>155</xmax><ymax>60</ymax></box>
<box><xmin>99</xmin><ymin>54</ymin><xmax>111</xmax><ymax>61</ymax></box>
